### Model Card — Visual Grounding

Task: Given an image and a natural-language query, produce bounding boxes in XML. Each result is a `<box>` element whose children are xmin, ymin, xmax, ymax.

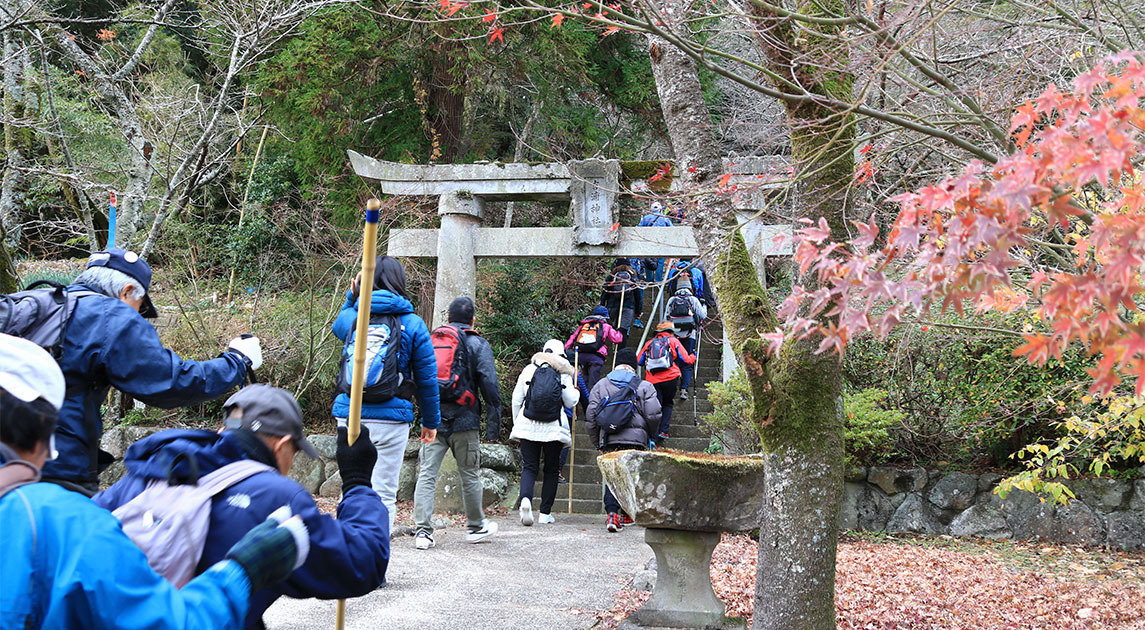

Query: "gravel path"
<box><xmin>262</xmin><ymin>514</ymin><xmax>651</xmax><ymax>630</ymax></box>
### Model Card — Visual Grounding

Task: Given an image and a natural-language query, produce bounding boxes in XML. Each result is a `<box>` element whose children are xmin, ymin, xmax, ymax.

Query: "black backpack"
<box><xmin>0</xmin><ymin>281</ymin><xmax>97</xmax><ymax>358</ymax></box>
<box><xmin>523</xmin><ymin>363</ymin><xmax>564</xmax><ymax>422</ymax></box>
<box><xmin>598</xmin><ymin>377</ymin><xmax>642</xmax><ymax>435</ymax></box>
<box><xmin>667</xmin><ymin>294</ymin><xmax>697</xmax><ymax>333</ymax></box>
<box><xmin>335</xmin><ymin>314</ymin><xmax>404</xmax><ymax>403</ymax></box>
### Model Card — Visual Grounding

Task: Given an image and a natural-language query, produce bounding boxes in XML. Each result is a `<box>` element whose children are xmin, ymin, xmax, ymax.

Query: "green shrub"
<box><xmin>843</xmin><ymin>388</ymin><xmax>903</xmax><ymax>467</ymax></box>
<box><xmin>700</xmin><ymin>369</ymin><xmax>760</xmax><ymax>455</ymax></box>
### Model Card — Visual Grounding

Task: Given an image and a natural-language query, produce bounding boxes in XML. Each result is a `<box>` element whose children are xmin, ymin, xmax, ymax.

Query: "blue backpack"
<box><xmin>335</xmin><ymin>314</ymin><xmax>404</xmax><ymax>403</ymax></box>
<box><xmin>598</xmin><ymin>378</ymin><xmax>642</xmax><ymax>435</ymax></box>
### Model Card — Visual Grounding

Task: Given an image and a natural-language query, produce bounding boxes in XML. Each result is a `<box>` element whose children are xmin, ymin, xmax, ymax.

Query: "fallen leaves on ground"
<box><xmin>597</xmin><ymin>533</ymin><xmax>1145</xmax><ymax>629</ymax></box>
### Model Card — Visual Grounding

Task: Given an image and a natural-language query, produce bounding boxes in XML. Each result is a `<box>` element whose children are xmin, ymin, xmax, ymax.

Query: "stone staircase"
<box><xmin>535</xmin><ymin>292</ymin><xmax>724</xmax><ymax>514</ymax></box>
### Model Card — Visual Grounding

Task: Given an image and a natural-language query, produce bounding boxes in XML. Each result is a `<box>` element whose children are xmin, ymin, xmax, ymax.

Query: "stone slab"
<box><xmin>569</xmin><ymin>159</ymin><xmax>620</xmax><ymax>245</ymax></box>
<box><xmin>348</xmin><ymin>151</ymin><xmax>572</xmax><ymax>200</ymax></box>
<box><xmin>598</xmin><ymin>450</ymin><xmax>765</xmax><ymax>532</ymax></box>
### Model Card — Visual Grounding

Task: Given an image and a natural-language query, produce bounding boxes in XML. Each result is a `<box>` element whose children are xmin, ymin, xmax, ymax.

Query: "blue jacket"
<box><xmin>330</xmin><ymin>289</ymin><xmax>440</xmax><ymax>428</ymax></box>
<box><xmin>638</xmin><ymin>212</ymin><xmax>673</xmax><ymax>227</ymax></box>
<box><xmin>42</xmin><ymin>286</ymin><xmax>247</xmax><ymax>485</ymax></box>
<box><xmin>1</xmin><ymin>449</ymin><xmax>251</xmax><ymax>630</ymax></box>
<box><xmin>668</xmin><ymin>261</ymin><xmax>707</xmax><ymax>300</ymax></box>
<box><xmin>95</xmin><ymin>429</ymin><xmax>390</xmax><ymax>630</ymax></box>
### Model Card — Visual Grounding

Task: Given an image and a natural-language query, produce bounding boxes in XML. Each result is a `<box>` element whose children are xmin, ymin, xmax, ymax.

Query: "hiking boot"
<box><xmin>606</xmin><ymin>513</ymin><xmax>622</xmax><ymax>533</ymax></box>
<box><xmin>520</xmin><ymin>498</ymin><xmax>535</xmax><ymax>527</ymax></box>
<box><xmin>633</xmin><ymin>318</ymin><xmax>645</xmax><ymax>329</ymax></box>
<box><xmin>558</xmin><ymin>472</ymin><xmax>568</xmax><ymax>485</ymax></box>
<box><xmin>414</xmin><ymin>532</ymin><xmax>435</xmax><ymax>550</ymax></box>
<box><xmin>466</xmin><ymin>520</ymin><xmax>498</xmax><ymax>543</ymax></box>
<box><xmin>657</xmin><ymin>432</ymin><xmax>670</xmax><ymax>444</ymax></box>
<box><xmin>538</xmin><ymin>513</ymin><xmax>555</xmax><ymax>524</ymax></box>
<box><xmin>620</xmin><ymin>513</ymin><xmax>634</xmax><ymax>525</ymax></box>
<box><xmin>679</xmin><ymin>388</ymin><xmax>689</xmax><ymax>400</ymax></box>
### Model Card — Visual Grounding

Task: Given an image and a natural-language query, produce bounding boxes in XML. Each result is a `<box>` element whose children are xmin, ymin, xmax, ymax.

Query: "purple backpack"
<box><xmin>112</xmin><ymin>459</ymin><xmax>273</xmax><ymax>587</ymax></box>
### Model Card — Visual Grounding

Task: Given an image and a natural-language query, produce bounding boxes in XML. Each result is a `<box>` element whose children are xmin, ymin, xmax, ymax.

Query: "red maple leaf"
<box><xmin>717</xmin><ymin>173</ymin><xmax>732</xmax><ymax>189</ymax></box>
<box><xmin>550</xmin><ymin>13</ymin><xmax>564</xmax><ymax>28</ymax></box>
<box><xmin>483</xmin><ymin>8</ymin><xmax>497</xmax><ymax>22</ymax></box>
<box><xmin>648</xmin><ymin>162</ymin><xmax>672</xmax><ymax>182</ymax></box>
<box><xmin>488</xmin><ymin>27</ymin><xmax>503</xmax><ymax>44</ymax></box>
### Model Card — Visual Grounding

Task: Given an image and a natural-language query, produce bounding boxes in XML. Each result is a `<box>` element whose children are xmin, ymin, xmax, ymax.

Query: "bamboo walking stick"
<box><xmin>568</xmin><ymin>350</ymin><xmax>579</xmax><ymax>514</ymax></box>
<box><xmin>335</xmin><ymin>198</ymin><xmax>381</xmax><ymax>629</ymax></box>
<box><xmin>612</xmin><ymin>283</ymin><xmax>625</xmax><ymax>370</ymax></box>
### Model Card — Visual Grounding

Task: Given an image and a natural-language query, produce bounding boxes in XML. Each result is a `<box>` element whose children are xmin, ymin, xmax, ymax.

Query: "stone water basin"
<box><xmin>597</xmin><ymin>449</ymin><xmax>765</xmax><ymax>532</ymax></box>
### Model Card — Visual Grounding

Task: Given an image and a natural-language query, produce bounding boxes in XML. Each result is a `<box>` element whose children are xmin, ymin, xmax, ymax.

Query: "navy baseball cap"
<box><xmin>86</xmin><ymin>248</ymin><xmax>158</xmax><ymax>318</ymax></box>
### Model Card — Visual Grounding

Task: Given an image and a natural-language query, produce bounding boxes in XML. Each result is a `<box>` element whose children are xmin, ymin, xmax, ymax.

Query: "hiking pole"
<box><xmin>107</xmin><ymin>191</ymin><xmax>117</xmax><ymax>250</ymax></box>
<box><xmin>612</xmin><ymin>286</ymin><xmax>625</xmax><ymax>370</ymax></box>
<box><xmin>568</xmin><ymin>350</ymin><xmax>578</xmax><ymax>514</ymax></box>
<box><xmin>336</xmin><ymin>197</ymin><xmax>380</xmax><ymax>630</ymax></box>
<box><xmin>692</xmin><ymin>325</ymin><xmax>701</xmax><ymax>425</ymax></box>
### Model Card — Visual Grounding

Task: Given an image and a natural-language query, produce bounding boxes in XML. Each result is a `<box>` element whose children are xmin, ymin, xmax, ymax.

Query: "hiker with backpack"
<box><xmin>1</xmin><ymin>335</ymin><xmax>310</xmax><ymax>630</ymax></box>
<box><xmin>638</xmin><ymin>201</ymin><xmax>675</xmax><ymax>292</ymax></box>
<box><xmin>565</xmin><ymin>305</ymin><xmax>625</xmax><ymax>393</ymax></box>
<box><xmin>637</xmin><ymin>322</ymin><xmax>696</xmax><ymax>443</ymax></box>
<box><xmin>96</xmin><ymin>384</ymin><xmax>388</xmax><ymax>629</ymax></box>
<box><xmin>585</xmin><ymin>348</ymin><xmax>661</xmax><ymax>532</ymax></box>
<box><xmin>328</xmin><ymin>255</ymin><xmax>440</xmax><ymax>537</ymax></box>
<box><xmin>0</xmin><ymin>248</ymin><xmax>260</xmax><ymax>496</ymax></box>
<box><xmin>413</xmin><ymin>296</ymin><xmax>502</xmax><ymax>549</ymax></box>
<box><xmin>510</xmin><ymin>339</ymin><xmax>581</xmax><ymax>526</ymax></box>
<box><xmin>600</xmin><ymin>260</ymin><xmax>638</xmax><ymax>347</ymax></box>
<box><xmin>664</xmin><ymin>285</ymin><xmax>707</xmax><ymax>401</ymax></box>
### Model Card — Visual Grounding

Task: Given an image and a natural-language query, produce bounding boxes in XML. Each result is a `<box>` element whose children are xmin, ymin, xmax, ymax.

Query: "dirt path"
<box><xmin>262</xmin><ymin>514</ymin><xmax>650</xmax><ymax>630</ymax></box>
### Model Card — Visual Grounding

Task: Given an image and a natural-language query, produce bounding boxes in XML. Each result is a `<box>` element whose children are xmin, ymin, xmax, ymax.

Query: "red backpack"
<box><xmin>431</xmin><ymin>325</ymin><xmax>478</xmax><ymax>406</ymax></box>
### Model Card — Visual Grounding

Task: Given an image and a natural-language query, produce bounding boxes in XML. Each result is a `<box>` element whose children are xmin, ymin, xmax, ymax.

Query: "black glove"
<box><xmin>484</xmin><ymin>418</ymin><xmax>500</xmax><ymax>442</ymax></box>
<box><xmin>337</xmin><ymin>425</ymin><xmax>377</xmax><ymax>491</ymax></box>
<box><xmin>224</xmin><ymin>509</ymin><xmax>308</xmax><ymax>593</ymax></box>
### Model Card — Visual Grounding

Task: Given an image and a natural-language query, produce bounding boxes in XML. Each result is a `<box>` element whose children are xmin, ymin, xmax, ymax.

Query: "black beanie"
<box><xmin>615</xmin><ymin>348</ymin><xmax>638</xmax><ymax>368</ymax></box>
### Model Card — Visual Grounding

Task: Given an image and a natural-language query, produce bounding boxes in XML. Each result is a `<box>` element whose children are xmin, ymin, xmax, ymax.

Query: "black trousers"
<box><xmin>653</xmin><ymin>379</ymin><xmax>678</xmax><ymax>436</ymax></box>
<box><xmin>519</xmin><ymin>439</ymin><xmax>564</xmax><ymax>514</ymax></box>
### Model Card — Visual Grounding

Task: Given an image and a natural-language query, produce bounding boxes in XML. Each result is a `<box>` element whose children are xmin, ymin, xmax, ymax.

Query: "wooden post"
<box><xmin>336</xmin><ymin>198</ymin><xmax>381</xmax><ymax>629</ymax></box>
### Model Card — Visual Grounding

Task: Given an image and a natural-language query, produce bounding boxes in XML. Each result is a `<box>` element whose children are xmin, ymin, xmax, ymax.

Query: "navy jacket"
<box><xmin>95</xmin><ymin>430</ymin><xmax>389</xmax><ymax>630</ymax></box>
<box><xmin>330</xmin><ymin>289</ymin><xmax>440</xmax><ymax>428</ymax></box>
<box><xmin>42</xmin><ymin>286</ymin><xmax>247</xmax><ymax>485</ymax></box>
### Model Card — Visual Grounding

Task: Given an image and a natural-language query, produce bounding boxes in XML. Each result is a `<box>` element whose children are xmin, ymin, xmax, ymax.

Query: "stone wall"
<box><xmin>100</xmin><ymin>428</ymin><xmax>521</xmax><ymax>511</ymax></box>
<box><xmin>842</xmin><ymin>466</ymin><xmax>1145</xmax><ymax>550</ymax></box>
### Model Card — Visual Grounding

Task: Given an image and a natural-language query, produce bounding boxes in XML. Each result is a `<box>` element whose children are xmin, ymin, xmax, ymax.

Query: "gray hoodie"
<box><xmin>586</xmin><ymin>367</ymin><xmax>661</xmax><ymax>449</ymax></box>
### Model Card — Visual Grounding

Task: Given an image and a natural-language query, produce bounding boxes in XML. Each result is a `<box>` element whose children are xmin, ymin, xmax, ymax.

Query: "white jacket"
<box><xmin>510</xmin><ymin>351</ymin><xmax>581</xmax><ymax>445</ymax></box>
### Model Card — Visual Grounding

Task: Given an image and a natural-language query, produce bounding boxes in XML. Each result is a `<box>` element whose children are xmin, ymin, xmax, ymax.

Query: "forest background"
<box><xmin>0</xmin><ymin>0</ymin><xmax>1141</xmax><ymax>486</ymax></box>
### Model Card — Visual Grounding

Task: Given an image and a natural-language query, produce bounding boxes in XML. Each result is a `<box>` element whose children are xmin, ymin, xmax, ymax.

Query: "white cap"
<box><xmin>650</xmin><ymin>201</ymin><xmax>663</xmax><ymax>212</ymax></box>
<box><xmin>0</xmin><ymin>333</ymin><xmax>65</xmax><ymax>409</ymax></box>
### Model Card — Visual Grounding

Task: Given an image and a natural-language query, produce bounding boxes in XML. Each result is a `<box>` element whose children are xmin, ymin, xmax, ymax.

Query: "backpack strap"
<box><xmin>193</xmin><ymin>460</ymin><xmax>277</xmax><ymax>497</ymax></box>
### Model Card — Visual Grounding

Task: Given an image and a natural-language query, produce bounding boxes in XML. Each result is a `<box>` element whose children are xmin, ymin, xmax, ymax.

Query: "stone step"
<box><xmin>532</xmin><ymin>480</ymin><xmax>605</xmax><ymax>501</ymax></box>
<box><xmin>538</xmin><ymin>497</ymin><xmax>603</xmax><ymax>514</ymax></box>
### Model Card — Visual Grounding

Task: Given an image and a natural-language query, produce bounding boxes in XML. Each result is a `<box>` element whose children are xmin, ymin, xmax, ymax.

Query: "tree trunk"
<box><xmin>0</xmin><ymin>220</ymin><xmax>19</xmax><ymax>293</ymax></box>
<box><xmin>1</xmin><ymin>31</ymin><xmax>27</xmax><ymax>248</ymax></box>
<box><xmin>646</xmin><ymin>1</ymin><xmax>852</xmax><ymax>628</ymax></box>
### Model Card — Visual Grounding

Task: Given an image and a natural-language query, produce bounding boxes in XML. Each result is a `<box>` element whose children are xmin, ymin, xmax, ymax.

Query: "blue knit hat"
<box><xmin>592</xmin><ymin>306</ymin><xmax>610</xmax><ymax>317</ymax></box>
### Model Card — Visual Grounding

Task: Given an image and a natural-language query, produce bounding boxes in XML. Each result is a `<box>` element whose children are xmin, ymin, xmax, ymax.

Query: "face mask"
<box><xmin>48</xmin><ymin>433</ymin><xmax>59</xmax><ymax>461</ymax></box>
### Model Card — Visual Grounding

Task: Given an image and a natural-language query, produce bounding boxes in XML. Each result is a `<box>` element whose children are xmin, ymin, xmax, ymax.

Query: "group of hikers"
<box><xmin>0</xmin><ymin>199</ymin><xmax>716</xmax><ymax>628</ymax></box>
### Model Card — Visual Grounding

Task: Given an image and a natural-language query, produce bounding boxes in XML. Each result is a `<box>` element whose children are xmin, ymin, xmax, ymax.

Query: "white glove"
<box><xmin>228</xmin><ymin>335</ymin><xmax>263</xmax><ymax>371</ymax></box>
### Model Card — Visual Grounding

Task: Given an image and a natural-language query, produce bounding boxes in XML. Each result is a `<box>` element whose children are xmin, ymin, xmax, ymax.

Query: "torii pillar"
<box><xmin>434</xmin><ymin>192</ymin><xmax>484</xmax><ymax>327</ymax></box>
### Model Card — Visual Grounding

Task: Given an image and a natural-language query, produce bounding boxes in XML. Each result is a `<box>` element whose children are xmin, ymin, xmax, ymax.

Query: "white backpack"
<box><xmin>113</xmin><ymin>459</ymin><xmax>274</xmax><ymax>587</ymax></box>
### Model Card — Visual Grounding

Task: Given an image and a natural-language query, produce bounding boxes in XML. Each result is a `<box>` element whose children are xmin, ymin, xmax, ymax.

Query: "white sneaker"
<box><xmin>414</xmin><ymin>532</ymin><xmax>435</xmax><ymax>550</ymax></box>
<box><xmin>466</xmin><ymin>520</ymin><xmax>498</xmax><ymax>543</ymax></box>
<box><xmin>538</xmin><ymin>513</ymin><xmax>555</xmax><ymax>524</ymax></box>
<box><xmin>520</xmin><ymin>498</ymin><xmax>534</xmax><ymax>526</ymax></box>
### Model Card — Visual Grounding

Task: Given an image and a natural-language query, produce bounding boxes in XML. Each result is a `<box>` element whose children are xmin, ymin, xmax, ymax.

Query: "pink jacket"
<box><xmin>564</xmin><ymin>317</ymin><xmax>624</xmax><ymax>359</ymax></box>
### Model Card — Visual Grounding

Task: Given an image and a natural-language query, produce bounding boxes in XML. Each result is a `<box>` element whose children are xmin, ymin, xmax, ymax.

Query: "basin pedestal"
<box><xmin>629</xmin><ymin>528</ymin><xmax>744</xmax><ymax>629</ymax></box>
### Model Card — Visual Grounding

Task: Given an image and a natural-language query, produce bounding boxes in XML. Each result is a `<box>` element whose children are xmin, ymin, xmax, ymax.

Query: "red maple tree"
<box><xmin>777</xmin><ymin>53</ymin><xmax>1145</xmax><ymax>396</ymax></box>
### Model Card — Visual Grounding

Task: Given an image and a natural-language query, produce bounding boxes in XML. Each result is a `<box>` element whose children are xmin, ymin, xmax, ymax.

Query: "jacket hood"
<box><xmin>581</xmin><ymin>314</ymin><xmax>608</xmax><ymax>324</ymax></box>
<box><xmin>353</xmin><ymin>289</ymin><xmax>414</xmax><ymax>316</ymax></box>
<box><xmin>607</xmin><ymin>368</ymin><xmax>637</xmax><ymax>385</ymax></box>
<box><xmin>123</xmin><ymin>429</ymin><xmax>249</xmax><ymax>481</ymax></box>
<box><xmin>531</xmin><ymin>351</ymin><xmax>575</xmax><ymax>376</ymax></box>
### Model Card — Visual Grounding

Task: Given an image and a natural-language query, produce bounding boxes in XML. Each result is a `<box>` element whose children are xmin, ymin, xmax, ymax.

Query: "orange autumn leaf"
<box><xmin>488</xmin><ymin>27</ymin><xmax>504</xmax><ymax>44</ymax></box>
<box><xmin>550</xmin><ymin>13</ymin><xmax>564</xmax><ymax>28</ymax></box>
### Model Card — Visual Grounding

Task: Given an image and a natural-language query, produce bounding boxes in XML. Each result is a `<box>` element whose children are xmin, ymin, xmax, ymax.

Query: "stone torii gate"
<box><xmin>347</xmin><ymin>152</ymin><xmax>792</xmax><ymax>353</ymax></box>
